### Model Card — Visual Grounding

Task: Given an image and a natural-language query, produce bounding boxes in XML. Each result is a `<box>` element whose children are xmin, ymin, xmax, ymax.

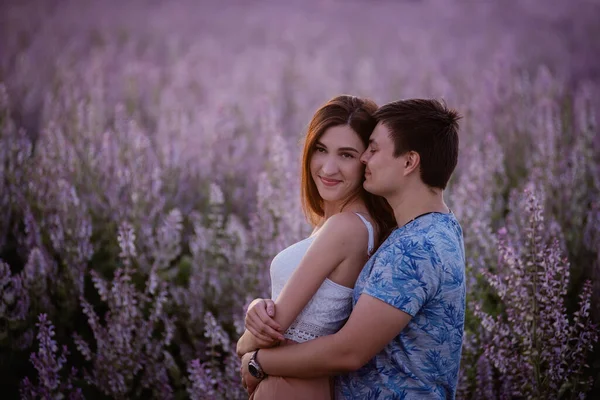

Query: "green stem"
<box><xmin>530</xmin><ymin>220</ymin><xmax>542</xmax><ymax>397</ymax></box>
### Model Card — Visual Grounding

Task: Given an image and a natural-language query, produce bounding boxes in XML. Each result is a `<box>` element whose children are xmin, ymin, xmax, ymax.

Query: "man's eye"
<box><xmin>341</xmin><ymin>153</ymin><xmax>354</xmax><ymax>159</ymax></box>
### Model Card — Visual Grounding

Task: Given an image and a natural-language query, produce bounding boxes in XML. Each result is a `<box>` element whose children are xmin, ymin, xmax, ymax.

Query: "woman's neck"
<box><xmin>321</xmin><ymin>196</ymin><xmax>368</xmax><ymax>221</ymax></box>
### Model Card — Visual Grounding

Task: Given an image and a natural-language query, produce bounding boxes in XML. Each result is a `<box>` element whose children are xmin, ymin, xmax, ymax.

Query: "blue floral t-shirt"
<box><xmin>336</xmin><ymin>212</ymin><xmax>466</xmax><ymax>400</ymax></box>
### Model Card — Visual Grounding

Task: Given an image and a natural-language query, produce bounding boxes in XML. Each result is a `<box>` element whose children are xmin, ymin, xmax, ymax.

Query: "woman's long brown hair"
<box><xmin>300</xmin><ymin>95</ymin><xmax>396</xmax><ymax>247</ymax></box>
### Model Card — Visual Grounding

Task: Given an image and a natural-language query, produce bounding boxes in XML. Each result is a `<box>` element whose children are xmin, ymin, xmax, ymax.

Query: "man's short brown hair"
<box><xmin>374</xmin><ymin>99</ymin><xmax>461</xmax><ymax>189</ymax></box>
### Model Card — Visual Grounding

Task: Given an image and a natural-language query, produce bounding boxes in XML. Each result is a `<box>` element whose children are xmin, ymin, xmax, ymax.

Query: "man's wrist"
<box><xmin>248</xmin><ymin>349</ymin><xmax>267</xmax><ymax>380</ymax></box>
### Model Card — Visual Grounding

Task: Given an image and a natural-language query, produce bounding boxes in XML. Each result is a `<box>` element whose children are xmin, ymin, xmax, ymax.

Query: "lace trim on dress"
<box><xmin>284</xmin><ymin>320</ymin><xmax>338</xmax><ymax>343</ymax></box>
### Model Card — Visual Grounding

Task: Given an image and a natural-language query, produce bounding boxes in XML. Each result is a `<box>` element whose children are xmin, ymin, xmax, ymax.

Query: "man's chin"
<box><xmin>363</xmin><ymin>180</ymin><xmax>378</xmax><ymax>195</ymax></box>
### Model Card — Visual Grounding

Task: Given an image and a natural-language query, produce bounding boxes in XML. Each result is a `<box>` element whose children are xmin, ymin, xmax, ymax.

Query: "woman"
<box><xmin>236</xmin><ymin>95</ymin><xmax>395</xmax><ymax>399</ymax></box>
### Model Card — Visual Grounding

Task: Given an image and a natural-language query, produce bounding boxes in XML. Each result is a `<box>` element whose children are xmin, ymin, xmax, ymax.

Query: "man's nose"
<box><xmin>360</xmin><ymin>151</ymin><xmax>369</xmax><ymax>165</ymax></box>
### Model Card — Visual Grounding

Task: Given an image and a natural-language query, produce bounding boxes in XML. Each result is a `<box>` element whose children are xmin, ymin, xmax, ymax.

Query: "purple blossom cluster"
<box><xmin>19</xmin><ymin>314</ymin><xmax>83</xmax><ymax>400</ymax></box>
<box><xmin>21</xmin><ymin>314</ymin><xmax>83</xmax><ymax>400</ymax></box>
<box><xmin>1</xmin><ymin>0</ymin><xmax>599</xmax><ymax>398</ymax></box>
<box><xmin>466</xmin><ymin>186</ymin><xmax>597</xmax><ymax>398</ymax></box>
<box><xmin>73</xmin><ymin>222</ymin><xmax>175</xmax><ymax>399</ymax></box>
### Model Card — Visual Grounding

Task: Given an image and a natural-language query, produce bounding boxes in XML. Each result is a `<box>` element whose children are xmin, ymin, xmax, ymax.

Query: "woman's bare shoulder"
<box><xmin>317</xmin><ymin>212</ymin><xmax>371</xmax><ymax>251</ymax></box>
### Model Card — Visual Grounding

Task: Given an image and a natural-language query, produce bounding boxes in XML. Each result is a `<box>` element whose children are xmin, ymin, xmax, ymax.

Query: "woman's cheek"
<box><xmin>350</xmin><ymin>163</ymin><xmax>366</xmax><ymax>184</ymax></box>
<box><xmin>309</xmin><ymin>155</ymin><xmax>322</xmax><ymax>170</ymax></box>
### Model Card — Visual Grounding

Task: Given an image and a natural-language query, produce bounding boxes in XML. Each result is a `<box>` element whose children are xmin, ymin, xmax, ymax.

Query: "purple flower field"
<box><xmin>1</xmin><ymin>0</ymin><xmax>600</xmax><ymax>398</ymax></box>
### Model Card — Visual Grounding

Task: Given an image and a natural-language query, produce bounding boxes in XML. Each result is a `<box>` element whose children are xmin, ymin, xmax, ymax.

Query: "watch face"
<box><xmin>248</xmin><ymin>363</ymin><xmax>258</xmax><ymax>377</ymax></box>
<box><xmin>248</xmin><ymin>361</ymin><xmax>264</xmax><ymax>379</ymax></box>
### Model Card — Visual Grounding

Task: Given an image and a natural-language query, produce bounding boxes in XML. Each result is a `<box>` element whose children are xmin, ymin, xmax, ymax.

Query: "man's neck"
<box><xmin>387</xmin><ymin>186</ymin><xmax>449</xmax><ymax>228</ymax></box>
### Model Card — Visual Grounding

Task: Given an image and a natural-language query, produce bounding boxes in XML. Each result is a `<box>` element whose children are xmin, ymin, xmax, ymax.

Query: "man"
<box><xmin>241</xmin><ymin>99</ymin><xmax>466</xmax><ymax>399</ymax></box>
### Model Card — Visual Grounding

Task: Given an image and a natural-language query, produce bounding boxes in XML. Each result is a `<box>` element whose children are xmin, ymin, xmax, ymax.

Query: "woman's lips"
<box><xmin>319</xmin><ymin>176</ymin><xmax>342</xmax><ymax>187</ymax></box>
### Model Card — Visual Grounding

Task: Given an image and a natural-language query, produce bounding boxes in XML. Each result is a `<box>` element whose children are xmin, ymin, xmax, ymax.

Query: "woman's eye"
<box><xmin>315</xmin><ymin>147</ymin><xmax>326</xmax><ymax>153</ymax></box>
<box><xmin>341</xmin><ymin>153</ymin><xmax>354</xmax><ymax>159</ymax></box>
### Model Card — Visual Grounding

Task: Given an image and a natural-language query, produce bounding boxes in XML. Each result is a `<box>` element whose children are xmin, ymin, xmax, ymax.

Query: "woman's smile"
<box><xmin>319</xmin><ymin>176</ymin><xmax>342</xmax><ymax>187</ymax></box>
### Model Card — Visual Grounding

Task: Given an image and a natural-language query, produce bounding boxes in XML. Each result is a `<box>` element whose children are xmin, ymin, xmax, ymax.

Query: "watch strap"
<box><xmin>249</xmin><ymin>349</ymin><xmax>267</xmax><ymax>379</ymax></box>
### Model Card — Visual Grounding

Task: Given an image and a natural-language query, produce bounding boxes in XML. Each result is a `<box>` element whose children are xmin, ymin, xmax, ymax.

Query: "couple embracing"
<box><xmin>236</xmin><ymin>95</ymin><xmax>466</xmax><ymax>400</ymax></box>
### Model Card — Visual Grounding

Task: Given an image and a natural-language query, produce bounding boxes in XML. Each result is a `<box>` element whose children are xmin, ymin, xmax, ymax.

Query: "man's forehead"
<box><xmin>371</xmin><ymin>123</ymin><xmax>390</xmax><ymax>142</ymax></box>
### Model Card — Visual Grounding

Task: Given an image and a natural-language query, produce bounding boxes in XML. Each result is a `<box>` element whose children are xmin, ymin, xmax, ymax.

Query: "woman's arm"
<box><xmin>237</xmin><ymin>298</ymin><xmax>283</xmax><ymax>357</ymax></box>
<box><xmin>236</xmin><ymin>329</ymin><xmax>279</xmax><ymax>358</ymax></box>
<box><xmin>270</xmin><ymin>212</ymin><xmax>369</xmax><ymax>333</ymax></box>
<box><xmin>239</xmin><ymin>212</ymin><xmax>369</xmax><ymax>355</ymax></box>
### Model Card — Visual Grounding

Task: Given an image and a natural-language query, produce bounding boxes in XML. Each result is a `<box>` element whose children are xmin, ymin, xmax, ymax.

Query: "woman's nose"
<box><xmin>321</xmin><ymin>157</ymin><xmax>338</xmax><ymax>175</ymax></box>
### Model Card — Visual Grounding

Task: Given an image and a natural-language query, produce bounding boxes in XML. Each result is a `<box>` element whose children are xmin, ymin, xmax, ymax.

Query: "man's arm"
<box><xmin>243</xmin><ymin>293</ymin><xmax>412</xmax><ymax>378</ymax></box>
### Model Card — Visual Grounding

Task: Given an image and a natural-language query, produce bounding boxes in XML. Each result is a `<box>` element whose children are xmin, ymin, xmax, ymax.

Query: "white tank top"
<box><xmin>270</xmin><ymin>213</ymin><xmax>375</xmax><ymax>343</ymax></box>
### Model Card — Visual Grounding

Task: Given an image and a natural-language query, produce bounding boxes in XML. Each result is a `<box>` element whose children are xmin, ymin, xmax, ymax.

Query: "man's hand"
<box><xmin>245</xmin><ymin>298</ymin><xmax>283</xmax><ymax>342</ymax></box>
<box><xmin>241</xmin><ymin>352</ymin><xmax>261</xmax><ymax>394</ymax></box>
<box><xmin>236</xmin><ymin>330</ymin><xmax>280</xmax><ymax>358</ymax></box>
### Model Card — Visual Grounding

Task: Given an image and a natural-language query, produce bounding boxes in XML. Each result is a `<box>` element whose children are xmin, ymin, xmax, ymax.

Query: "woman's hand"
<box><xmin>245</xmin><ymin>298</ymin><xmax>285</xmax><ymax>343</ymax></box>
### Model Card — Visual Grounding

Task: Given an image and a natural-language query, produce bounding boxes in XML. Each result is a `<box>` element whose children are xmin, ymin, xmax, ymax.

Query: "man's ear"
<box><xmin>403</xmin><ymin>151</ymin><xmax>420</xmax><ymax>176</ymax></box>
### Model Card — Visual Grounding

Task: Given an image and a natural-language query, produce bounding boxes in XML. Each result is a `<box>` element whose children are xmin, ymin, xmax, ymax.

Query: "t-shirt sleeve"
<box><xmin>361</xmin><ymin>240</ymin><xmax>440</xmax><ymax>317</ymax></box>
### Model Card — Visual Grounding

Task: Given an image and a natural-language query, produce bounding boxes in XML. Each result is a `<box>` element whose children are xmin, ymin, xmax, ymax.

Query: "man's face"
<box><xmin>360</xmin><ymin>122</ymin><xmax>406</xmax><ymax>197</ymax></box>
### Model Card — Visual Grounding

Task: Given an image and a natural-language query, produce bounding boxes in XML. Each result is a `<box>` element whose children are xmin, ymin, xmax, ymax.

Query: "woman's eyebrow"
<box><xmin>338</xmin><ymin>147</ymin><xmax>360</xmax><ymax>153</ymax></box>
<box><xmin>315</xmin><ymin>141</ymin><xmax>359</xmax><ymax>153</ymax></box>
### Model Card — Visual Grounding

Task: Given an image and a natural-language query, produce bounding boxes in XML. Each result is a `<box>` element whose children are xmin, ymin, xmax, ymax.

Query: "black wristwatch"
<box><xmin>248</xmin><ymin>349</ymin><xmax>267</xmax><ymax>380</ymax></box>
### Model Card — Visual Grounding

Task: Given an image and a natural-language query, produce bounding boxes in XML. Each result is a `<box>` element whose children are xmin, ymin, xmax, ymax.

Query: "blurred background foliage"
<box><xmin>1</xmin><ymin>0</ymin><xmax>599</xmax><ymax>398</ymax></box>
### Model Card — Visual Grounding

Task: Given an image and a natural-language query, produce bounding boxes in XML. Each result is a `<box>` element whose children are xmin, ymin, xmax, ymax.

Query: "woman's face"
<box><xmin>310</xmin><ymin>125</ymin><xmax>366</xmax><ymax>205</ymax></box>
